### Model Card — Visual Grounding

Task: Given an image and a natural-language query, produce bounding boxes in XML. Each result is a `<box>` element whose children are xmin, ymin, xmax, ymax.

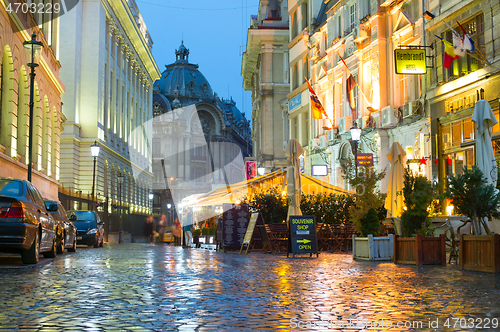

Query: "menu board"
<box><xmin>288</xmin><ymin>215</ymin><xmax>318</xmax><ymax>257</ymax></box>
<box><xmin>222</xmin><ymin>203</ymin><xmax>249</xmax><ymax>248</ymax></box>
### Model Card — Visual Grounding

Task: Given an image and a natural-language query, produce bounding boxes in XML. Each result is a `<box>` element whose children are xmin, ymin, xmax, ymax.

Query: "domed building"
<box><xmin>151</xmin><ymin>42</ymin><xmax>252</xmax><ymax>219</ymax></box>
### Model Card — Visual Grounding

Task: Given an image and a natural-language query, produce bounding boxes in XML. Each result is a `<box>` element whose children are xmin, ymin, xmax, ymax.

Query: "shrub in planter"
<box><xmin>340</xmin><ymin>159</ymin><xmax>386</xmax><ymax>234</ymax></box>
<box><xmin>400</xmin><ymin>167</ymin><xmax>435</xmax><ymax>237</ymax></box>
<box><xmin>359</xmin><ymin>208</ymin><xmax>380</xmax><ymax>237</ymax></box>
<box><xmin>249</xmin><ymin>186</ymin><xmax>288</xmax><ymax>224</ymax></box>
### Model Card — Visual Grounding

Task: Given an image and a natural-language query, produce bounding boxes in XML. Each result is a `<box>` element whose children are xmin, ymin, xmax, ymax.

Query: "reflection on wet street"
<box><xmin>1</xmin><ymin>244</ymin><xmax>499</xmax><ymax>331</ymax></box>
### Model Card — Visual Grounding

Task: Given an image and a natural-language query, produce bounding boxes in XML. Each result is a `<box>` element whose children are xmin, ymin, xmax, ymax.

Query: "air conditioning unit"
<box><xmin>319</xmin><ymin>135</ymin><xmax>328</xmax><ymax>148</ymax></box>
<box><xmin>339</xmin><ymin>116</ymin><xmax>353</xmax><ymax>134</ymax></box>
<box><xmin>403</xmin><ymin>102</ymin><xmax>415</xmax><ymax>118</ymax></box>
<box><xmin>381</xmin><ymin>106</ymin><xmax>397</xmax><ymax>128</ymax></box>
<box><xmin>310</xmin><ymin>138</ymin><xmax>320</xmax><ymax>149</ymax></box>
<box><xmin>371</xmin><ymin>112</ymin><xmax>381</xmax><ymax>128</ymax></box>
<box><xmin>327</xmin><ymin>128</ymin><xmax>338</xmax><ymax>141</ymax></box>
<box><xmin>356</xmin><ymin>116</ymin><xmax>365</xmax><ymax>129</ymax></box>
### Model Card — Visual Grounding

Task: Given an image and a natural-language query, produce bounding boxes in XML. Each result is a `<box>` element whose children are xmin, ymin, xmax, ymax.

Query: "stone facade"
<box><xmin>242</xmin><ymin>0</ymin><xmax>290</xmax><ymax>173</ymax></box>
<box><xmin>58</xmin><ymin>0</ymin><xmax>160</xmax><ymax>232</ymax></box>
<box><xmin>0</xmin><ymin>1</ymin><xmax>64</xmax><ymax>200</ymax></box>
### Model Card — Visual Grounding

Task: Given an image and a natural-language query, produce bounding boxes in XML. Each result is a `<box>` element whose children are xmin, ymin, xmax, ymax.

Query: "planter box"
<box><xmin>353</xmin><ymin>234</ymin><xmax>394</xmax><ymax>261</ymax></box>
<box><xmin>394</xmin><ymin>234</ymin><xmax>446</xmax><ymax>265</ymax></box>
<box><xmin>460</xmin><ymin>234</ymin><xmax>500</xmax><ymax>273</ymax></box>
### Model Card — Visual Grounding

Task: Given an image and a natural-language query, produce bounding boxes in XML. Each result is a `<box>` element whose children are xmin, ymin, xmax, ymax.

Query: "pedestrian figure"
<box><xmin>144</xmin><ymin>215</ymin><xmax>156</xmax><ymax>245</ymax></box>
<box><xmin>184</xmin><ymin>209</ymin><xmax>193</xmax><ymax>246</ymax></box>
<box><xmin>157</xmin><ymin>214</ymin><xmax>166</xmax><ymax>243</ymax></box>
<box><xmin>172</xmin><ymin>217</ymin><xmax>182</xmax><ymax>246</ymax></box>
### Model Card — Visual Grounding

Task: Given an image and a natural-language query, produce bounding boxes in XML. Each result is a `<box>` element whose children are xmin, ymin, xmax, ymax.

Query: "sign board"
<box><xmin>221</xmin><ymin>203</ymin><xmax>249</xmax><ymax>248</ymax></box>
<box><xmin>246</xmin><ymin>161</ymin><xmax>256</xmax><ymax>180</ymax></box>
<box><xmin>239</xmin><ymin>213</ymin><xmax>263</xmax><ymax>254</ymax></box>
<box><xmin>356</xmin><ymin>153</ymin><xmax>373</xmax><ymax>166</ymax></box>
<box><xmin>312</xmin><ymin>165</ymin><xmax>328</xmax><ymax>176</ymax></box>
<box><xmin>288</xmin><ymin>93</ymin><xmax>302</xmax><ymax>111</ymax></box>
<box><xmin>288</xmin><ymin>215</ymin><xmax>319</xmax><ymax>257</ymax></box>
<box><xmin>394</xmin><ymin>49</ymin><xmax>426</xmax><ymax>74</ymax></box>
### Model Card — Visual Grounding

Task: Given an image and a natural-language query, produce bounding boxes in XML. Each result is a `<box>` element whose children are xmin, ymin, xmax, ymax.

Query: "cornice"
<box><xmin>107</xmin><ymin>0</ymin><xmax>160</xmax><ymax>83</ymax></box>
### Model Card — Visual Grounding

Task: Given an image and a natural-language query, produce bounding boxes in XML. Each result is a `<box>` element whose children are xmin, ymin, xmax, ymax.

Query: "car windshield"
<box><xmin>0</xmin><ymin>179</ymin><xmax>22</xmax><ymax>197</ymax></box>
<box><xmin>68</xmin><ymin>211</ymin><xmax>95</xmax><ymax>221</ymax></box>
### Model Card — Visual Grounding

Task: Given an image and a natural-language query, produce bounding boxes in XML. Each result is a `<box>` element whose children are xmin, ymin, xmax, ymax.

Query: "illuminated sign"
<box><xmin>394</xmin><ymin>49</ymin><xmax>426</xmax><ymax>74</ymax></box>
<box><xmin>356</xmin><ymin>153</ymin><xmax>373</xmax><ymax>166</ymax></box>
<box><xmin>288</xmin><ymin>215</ymin><xmax>318</xmax><ymax>257</ymax></box>
<box><xmin>312</xmin><ymin>165</ymin><xmax>328</xmax><ymax>176</ymax></box>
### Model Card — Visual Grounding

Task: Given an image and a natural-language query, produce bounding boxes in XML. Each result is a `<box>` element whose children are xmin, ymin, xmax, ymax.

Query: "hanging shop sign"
<box><xmin>394</xmin><ymin>49</ymin><xmax>426</xmax><ymax>74</ymax></box>
<box><xmin>356</xmin><ymin>153</ymin><xmax>373</xmax><ymax>166</ymax></box>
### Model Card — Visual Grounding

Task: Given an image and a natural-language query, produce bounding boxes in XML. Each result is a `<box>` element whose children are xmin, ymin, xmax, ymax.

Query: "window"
<box><xmin>349</xmin><ymin>3</ymin><xmax>357</xmax><ymax>29</ymax></box>
<box><xmin>399</xmin><ymin>74</ymin><xmax>408</xmax><ymax>107</ymax></box>
<box><xmin>291</xmin><ymin>10</ymin><xmax>298</xmax><ymax>39</ymax></box>
<box><xmin>444</xmin><ymin>15</ymin><xmax>484</xmax><ymax>80</ymax></box>
<box><xmin>302</xmin><ymin>56</ymin><xmax>309</xmax><ymax>84</ymax></box>
<box><xmin>292</xmin><ymin>62</ymin><xmax>299</xmax><ymax>90</ymax></box>
<box><xmin>301</xmin><ymin>2</ymin><xmax>308</xmax><ymax>31</ymax></box>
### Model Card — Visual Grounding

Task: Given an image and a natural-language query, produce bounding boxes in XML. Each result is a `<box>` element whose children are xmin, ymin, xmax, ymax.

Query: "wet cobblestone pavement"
<box><xmin>1</xmin><ymin>244</ymin><xmax>500</xmax><ymax>331</ymax></box>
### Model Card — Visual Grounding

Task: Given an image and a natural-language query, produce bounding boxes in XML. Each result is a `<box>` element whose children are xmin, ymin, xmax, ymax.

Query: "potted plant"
<box><xmin>192</xmin><ymin>228</ymin><xmax>202</xmax><ymax>247</ymax></box>
<box><xmin>341</xmin><ymin>161</ymin><xmax>393</xmax><ymax>260</ymax></box>
<box><xmin>445</xmin><ymin>166</ymin><xmax>500</xmax><ymax>272</ymax></box>
<box><xmin>393</xmin><ymin>167</ymin><xmax>446</xmax><ymax>265</ymax></box>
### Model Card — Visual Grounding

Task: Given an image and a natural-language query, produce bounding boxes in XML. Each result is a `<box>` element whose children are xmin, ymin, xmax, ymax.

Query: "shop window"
<box><xmin>463</xmin><ymin>118</ymin><xmax>474</xmax><ymax>141</ymax></box>
<box><xmin>492</xmin><ymin>109</ymin><xmax>500</xmax><ymax>134</ymax></box>
<box><xmin>442</xmin><ymin>125</ymin><xmax>451</xmax><ymax>149</ymax></box>
<box><xmin>452</xmin><ymin>122</ymin><xmax>461</xmax><ymax>146</ymax></box>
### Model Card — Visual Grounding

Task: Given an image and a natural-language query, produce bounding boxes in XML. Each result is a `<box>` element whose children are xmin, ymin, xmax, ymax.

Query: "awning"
<box><xmin>192</xmin><ymin>170</ymin><xmax>352</xmax><ymax>208</ymax></box>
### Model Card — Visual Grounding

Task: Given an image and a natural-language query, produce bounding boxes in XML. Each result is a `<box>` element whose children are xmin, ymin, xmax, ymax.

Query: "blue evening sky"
<box><xmin>136</xmin><ymin>0</ymin><xmax>259</xmax><ymax>118</ymax></box>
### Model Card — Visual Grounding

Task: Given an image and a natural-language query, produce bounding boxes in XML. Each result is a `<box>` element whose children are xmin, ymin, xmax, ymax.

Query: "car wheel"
<box><xmin>43</xmin><ymin>237</ymin><xmax>57</xmax><ymax>258</ymax></box>
<box><xmin>68</xmin><ymin>237</ymin><xmax>76</xmax><ymax>252</ymax></box>
<box><xmin>56</xmin><ymin>234</ymin><xmax>65</xmax><ymax>254</ymax></box>
<box><xmin>22</xmin><ymin>231</ymin><xmax>39</xmax><ymax>264</ymax></box>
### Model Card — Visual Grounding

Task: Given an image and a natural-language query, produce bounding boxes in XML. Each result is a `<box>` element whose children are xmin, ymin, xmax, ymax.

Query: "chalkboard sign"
<box><xmin>288</xmin><ymin>215</ymin><xmax>319</xmax><ymax>257</ymax></box>
<box><xmin>221</xmin><ymin>203</ymin><xmax>249</xmax><ymax>248</ymax></box>
<box><xmin>239</xmin><ymin>212</ymin><xmax>265</xmax><ymax>254</ymax></box>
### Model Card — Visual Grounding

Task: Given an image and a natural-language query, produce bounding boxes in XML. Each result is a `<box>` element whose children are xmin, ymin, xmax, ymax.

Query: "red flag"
<box><xmin>346</xmin><ymin>74</ymin><xmax>357</xmax><ymax>118</ymax></box>
<box><xmin>442</xmin><ymin>39</ymin><xmax>458</xmax><ymax>69</ymax></box>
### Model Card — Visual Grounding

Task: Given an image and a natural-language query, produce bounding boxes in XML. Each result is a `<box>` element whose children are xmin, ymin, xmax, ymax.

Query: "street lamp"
<box><xmin>257</xmin><ymin>166</ymin><xmax>266</xmax><ymax>176</ymax></box>
<box><xmin>23</xmin><ymin>34</ymin><xmax>43</xmax><ymax>183</ymax></box>
<box><xmin>118</xmin><ymin>173</ymin><xmax>124</xmax><ymax>243</ymax></box>
<box><xmin>91</xmin><ymin>141</ymin><xmax>100</xmax><ymax>211</ymax></box>
<box><xmin>350</xmin><ymin>122</ymin><xmax>362</xmax><ymax>180</ymax></box>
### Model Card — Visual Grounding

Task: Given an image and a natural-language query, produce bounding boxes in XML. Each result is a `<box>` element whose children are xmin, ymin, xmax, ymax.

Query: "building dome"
<box><xmin>154</xmin><ymin>42</ymin><xmax>214</xmax><ymax>104</ymax></box>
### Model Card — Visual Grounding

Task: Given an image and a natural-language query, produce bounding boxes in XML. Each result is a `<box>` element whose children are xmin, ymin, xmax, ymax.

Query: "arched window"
<box><xmin>17</xmin><ymin>66</ymin><xmax>29</xmax><ymax>164</ymax></box>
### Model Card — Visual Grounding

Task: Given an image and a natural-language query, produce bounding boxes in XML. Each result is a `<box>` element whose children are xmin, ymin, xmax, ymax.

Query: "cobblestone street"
<box><xmin>0</xmin><ymin>244</ymin><xmax>499</xmax><ymax>331</ymax></box>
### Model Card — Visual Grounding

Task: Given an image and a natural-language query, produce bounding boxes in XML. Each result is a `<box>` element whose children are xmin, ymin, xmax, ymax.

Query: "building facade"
<box><xmin>0</xmin><ymin>1</ymin><xmax>64</xmax><ymax>200</ymax></box>
<box><xmin>287</xmin><ymin>0</ymin><xmax>500</xmax><ymax>217</ymax></box>
<box><xmin>58</xmin><ymin>0</ymin><xmax>160</xmax><ymax>236</ymax></box>
<box><xmin>242</xmin><ymin>0</ymin><xmax>290</xmax><ymax>173</ymax></box>
<box><xmin>152</xmin><ymin>44</ymin><xmax>252</xmax><ymax>219</ymax></box>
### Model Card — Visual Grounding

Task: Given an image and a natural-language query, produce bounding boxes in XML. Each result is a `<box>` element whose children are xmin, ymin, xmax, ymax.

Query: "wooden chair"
<box><xmin>329</xmin><ymin>224</ymin><xmax>345</xmax><ymax>252</ymax></box>
<box><xmin>267</xmin><ymin>223</ymin><xmax>289</xmax><ymax>254</ymax></box>
<box><xmin>442</xmin><ymin>215</ymin><xmax>471</xmax><ymax>264</ymax></box>
<box><xmin>390</xmin><ymin>217</ymin><xmax>403</xmax><ymax>236</ymax></box>
<box><xmin>344</xmin><ymin>223</ymin><xmax>356</xmax><ymax>252</ymax></box>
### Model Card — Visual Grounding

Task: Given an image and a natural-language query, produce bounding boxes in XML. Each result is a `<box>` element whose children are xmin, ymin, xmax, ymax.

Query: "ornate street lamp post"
<box><xmin>23</xmin><ymin>34</ymin><xmax>43</xmax><ymax>182</ymax></box>
<box><xmin>91</xmin><ymin>141</ymin><xmax>100</xmax><ymax>211</ymax></box>
<box><xmin>118</xmin><ymin>173</ymin><xmax>124</xmax><ymax>243</ymax></box>
<box><xmin>350</xmin><ymin>122</ymin><xmax>362</xmax><ymax>181</ymax></box>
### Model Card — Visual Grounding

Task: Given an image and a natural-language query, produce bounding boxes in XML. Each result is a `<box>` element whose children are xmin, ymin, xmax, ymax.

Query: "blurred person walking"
<box><xmin>144</xmin><ymin>215</ymin><xmax>156</xmax><ymax>246</ymax></box>
<box><xmin>172</xmin><ymin>217</ymin><xmax>182</xmax><ymax>246</ymax></box>
<box><xmin>157</xmin><ymin>214</ymin><xmax>166</xmax><ymax>243</ymax></box>
<box><xmin>184</xmin><ymin>209</ymin><xmax>193</xmax><ymax>247</ymax></box>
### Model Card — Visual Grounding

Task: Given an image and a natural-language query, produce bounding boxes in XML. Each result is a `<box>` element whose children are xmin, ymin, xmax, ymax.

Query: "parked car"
<box><xmin>67</xmin><ymin>210</ymin><xmax>104</xmax><ymax>248</ymax></box>
<box><xmin>0</xmin><ymin>178</ymin><xmax>58</xmax><ymax>264</ymax></box>
<box><xmin>44</xmin><ymin>200</ymin><xmax>77</xmax><ymax>253</ymax></box>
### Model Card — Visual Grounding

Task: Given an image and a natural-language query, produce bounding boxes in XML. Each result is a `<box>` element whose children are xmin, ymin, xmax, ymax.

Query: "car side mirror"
<box><xmin>47</xmin><ymin>203</ymin><xmax>58</xmax><ymax>212</ymax></box>
<box><xmin>69</xmin><ymin>215</ymin><xmax>77</xmax><ymax>221</ymax></box>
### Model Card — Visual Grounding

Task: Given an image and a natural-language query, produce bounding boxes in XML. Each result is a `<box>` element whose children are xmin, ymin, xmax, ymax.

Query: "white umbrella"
<box><xmin>285</xmin><ymin>139</ymin><xmax>305</xmax><ymax>220</ymax></box>
<box><xmin>472</xmin><ymin>99</ymin><xmax>498</xmax><ymax>187</ymax></box>
<box><xmin>384</xmin><ymin>142</ymin><xmax>407</xmax><ymax>218</ymax></box>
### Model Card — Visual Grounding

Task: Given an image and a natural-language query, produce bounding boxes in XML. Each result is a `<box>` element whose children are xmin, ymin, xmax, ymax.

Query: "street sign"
<box><xmin>356</xmin><ymin>153</ymin><xmax>373</xmax><ymax>166</ymax></box>
<box><xmin>288</xmin><ymin>215</ymin><xmax>319</xmax><ymax>257</ymax></box>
